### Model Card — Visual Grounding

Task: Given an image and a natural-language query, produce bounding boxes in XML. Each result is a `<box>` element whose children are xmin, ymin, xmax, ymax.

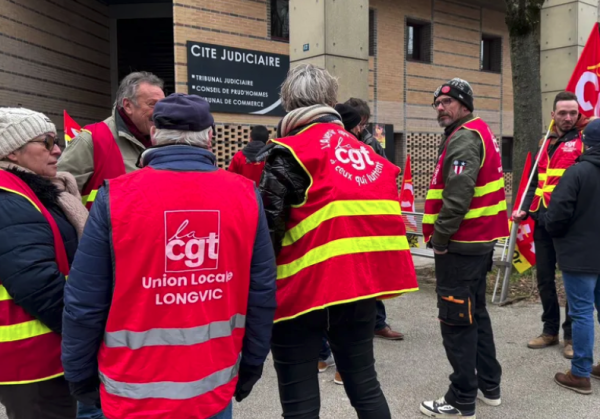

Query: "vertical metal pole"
<box><xmin>492</xmin><ymin>237</ymin><xmax>510</xmax><ymax>304</ymax></box>
<box><xmin>499</xmin><ymin>223</ymin><xmax>519</xmax><ymax>303</ymax></box>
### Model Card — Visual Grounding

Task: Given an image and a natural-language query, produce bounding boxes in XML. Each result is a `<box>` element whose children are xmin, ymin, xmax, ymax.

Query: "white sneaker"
<box><xmin>420</xmin><ymin>397</ymin><xmax>476</xmax><ymax>418</ymax></box>
<box><xmin>318</xmin><ymin>354</ymin><xmax>335</xmax><ymax>373</ymax></box>
<box><xmin>477</xmin><ymin>389</ymin><xmax>501</xmax><ymax>406</ymax></box>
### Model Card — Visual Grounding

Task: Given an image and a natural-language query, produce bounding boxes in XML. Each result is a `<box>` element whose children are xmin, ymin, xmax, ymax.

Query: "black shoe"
<box><xmin>477</xmin><ymin>387</ymin><xmax>501</xmax><ymax>406</ymax></box>
<box><xmin>420</xmin><ymin>397</ymin><xmax>476</xmax><ymax>418</ymax></box>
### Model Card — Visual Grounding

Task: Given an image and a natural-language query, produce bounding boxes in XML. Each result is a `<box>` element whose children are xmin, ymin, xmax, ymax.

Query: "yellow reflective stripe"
<box><xmin>0</xmin><ymin>372</ymin><xmax>65</xmax><ymax>386</ymax></box>
<box><xmin>538</xmin><ymin>174</ymin><xmax>547</xmax><ymax>181</ymax></box>
<box><xmin>426</xmin><ymin>178</ymin><xmax>504</xmax><ymax>201</ymax></box>
<box><xmin>277</xmin><ymin>236</ymin><xmax>410</xmax><ymax>280</ymax></box>
<box><xmin>543</xmin><ymin>185</ymin><xmax>556</xmax><ymax>192</ymax></box>
<box><xmin>282</xmin><ymin>200</ymin><xmax>401</xmax><ymax>246</ymax></box>
<box><xmin>547</xmin><ymin>168</ymin><xmax>566</xmax><ymax>177</ymax></box>
<box><xmin>82</xmin><ymin>189</ymin><xmax>98</xmax><ymax>205</ymax></box>
<box><xmin>0</xmin><ymin>285</ymin><xmax>11</xmax><ymax>301</ymax></box>
<box><xmin>535</xmin><ymin>188</ymin><xmax>543</xmax><ymax>197</ymax></box>
<box><xmin>0</xmin><ymin>320</ymin><xmax>52</xmax><ymax>342</ymax></box>
<box><xmin>423</xmin><ymin>201</ymin><xmax>507</xmax><ymax>224</ymax></box>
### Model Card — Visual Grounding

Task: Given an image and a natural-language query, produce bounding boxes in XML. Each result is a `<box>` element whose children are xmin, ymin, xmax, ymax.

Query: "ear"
<box><xmin>122</xmin><ymin>97</ymin><xmax>134</xmax><ymax>116</ymax></box>
<box><xmin>150</xmin><ymin>126</ymin><xmax>157</xmax><ymax>146</ymax></box>
<box><xmin>551</xmin><ymin>110</ymin><xmax>556</xmax><ymax>120</ymax></box>
<box><xmin>5</xmin><ymin>151</ymin><xmax>19</xmax><ymax>163</ymax></box>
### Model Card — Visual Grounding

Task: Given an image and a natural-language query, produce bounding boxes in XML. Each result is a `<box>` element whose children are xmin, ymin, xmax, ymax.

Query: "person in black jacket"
<box><xmin>0</xmin><ymin>107</ymin><xmax>89</xmax><ymax>419</ymax></box>
<box><xmin>344</xmin><ymin>97</ymin><xmax>386</xmax><ymax>158</ymax></box>
<box><xmin>545</xmin><ymin>118</ymin><xmax>600</xmax><ymax>395</ymax></box>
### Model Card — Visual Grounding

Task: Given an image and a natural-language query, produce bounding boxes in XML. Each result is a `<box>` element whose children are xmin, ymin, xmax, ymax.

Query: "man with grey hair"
<box><xmin>58</xmin><ymin>71</ymin><xmax>165</xmax><ymax>209</ymax></box>
<box><xmin>62</xmin><ymin>93</ymin><xmax>276</xmax><ymax>419</ymax></box>
<box><xmin>260</xmin><ymin>63</ymin><xmax>418</xmax><ymax>418</ymax></box>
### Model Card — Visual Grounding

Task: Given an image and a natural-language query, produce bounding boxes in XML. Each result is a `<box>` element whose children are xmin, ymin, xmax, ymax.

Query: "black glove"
<box><xmin>234</xmin><ymin>363</ymin><xmax>263</xmax><ymax>402</ymax></box>
<box><xmin>68</xmin><ymin>375</ymin><xmax>101</xmax><ymax>408</ymax></box>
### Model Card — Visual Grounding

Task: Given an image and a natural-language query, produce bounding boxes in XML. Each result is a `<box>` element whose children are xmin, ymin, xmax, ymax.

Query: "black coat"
<box><xmin>545</xmin><ymin>147</ymin><xmax>600</xmax><ymax>274</ymax></box>
<box><xmin>0</xmin><ymin>168</ymin><xmax>78</xmax><ymax>334</ymax></box>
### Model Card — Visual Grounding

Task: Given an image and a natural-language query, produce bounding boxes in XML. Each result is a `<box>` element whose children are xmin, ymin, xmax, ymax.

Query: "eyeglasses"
<box><xmin>29</xmin><ymin>135</ymin><xmax>57</xmax><ymax>151</ymax></box>
<box><xmin>432</xmin><ymin>98</ymin><xmax>454</xmax><ymax>109</ymax></box>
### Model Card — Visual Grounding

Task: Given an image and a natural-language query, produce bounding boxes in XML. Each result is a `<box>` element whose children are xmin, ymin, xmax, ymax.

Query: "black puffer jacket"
<box><xmin>361</xmin><ymin>130</ymin><xmax>387</xmax><ymax>159</ymax></box>
<box><xmin>545</xmin><ymin>146</ymin><xmax>600</xmax><ymax>274</ymax></box>
<box><xmin>0</xmin><ymin>168</ymin><xmax>78</xmax><ymax>334</ymax></box>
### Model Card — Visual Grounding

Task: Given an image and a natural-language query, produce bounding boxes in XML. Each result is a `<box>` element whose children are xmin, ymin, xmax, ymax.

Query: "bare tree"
<box><xmin>505</xmin><ymin>0</ymin><xmax>545</xmax><ymax>203</ymax></box>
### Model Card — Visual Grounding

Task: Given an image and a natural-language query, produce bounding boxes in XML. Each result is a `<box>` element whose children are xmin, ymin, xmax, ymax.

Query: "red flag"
<box><xmin>63</xmin><ymin>110</ymin><xmax>82</xmax><ymax>145</ymax></box>
<box><xmin>400</xmin><ymin>155</ymin><xmax>419</xmax><ymax>239</ymax></box>
<box><xmin>566</xmin><ymin>22</ymin><xmax>600</xmax><ymax>117</ymax></box>
<box><xmin>511</xmin><ymin>152</ymin><xmax>536</xmax><ymax>272</ymax></box>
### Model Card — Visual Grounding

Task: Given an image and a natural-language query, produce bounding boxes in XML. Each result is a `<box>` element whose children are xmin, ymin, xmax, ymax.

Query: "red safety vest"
<box><xmin>272</xmin><ymin>123</ymin><xmax>418</xmax><ymax>323</ymax></box>
<box><xmin>529</xmin><ymin>135</ymin><xmax>584</xmax><ymax>212</ymax></box>
<box><xmin>227</xmin><ymin>150</ymin><xmax>265</xmax><ymax>185</ymax></box>
<box><xmin>423</xmin><ymin>118</ymin><xmax>509</xmax><ymax>244</ymax></box>
<box><xmin>80</xmin><ymin>122</ymin><xmax>126</xmax><ymax>210</ymax></box>
<box><xmin>98</xmin><ymin>167</ymin><xmax>258</xmax><ymax>419</ymax></box>
<box><xmin>0</xmin><ymin>170</ymin><xmax>68</xmax><ymax>385</ymax></box>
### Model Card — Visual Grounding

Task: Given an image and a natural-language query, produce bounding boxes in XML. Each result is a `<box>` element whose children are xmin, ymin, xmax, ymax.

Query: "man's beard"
<box><xmin>438</xmin><ymin>114</ymin><xmax>452</xmax><ymax>127</ymax></box>
<box><xmin>557</xmin><ymin>121</ymin><xmax>574</xmax><ymax>133</ymax></box>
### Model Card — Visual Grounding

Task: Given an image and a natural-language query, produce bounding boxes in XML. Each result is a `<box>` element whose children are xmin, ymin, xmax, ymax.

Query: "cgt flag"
<box><xmin>511</xmin><ymin>152</ymin><xmax>536</xmax><ymax>273</ymax></box>
<box><xmin>63</xmin><ymin>110</ymin><xmax>82</xmax><ymax>146</ymax></box>
<box><xmin>400</xmin><ymin>155</ymin><xmax>419</xmax><ymax>248</ymax></box>
<box><xmin>566</xmin><ymin>22</ymin><xmax>600</xmax><ymax>117</ymax></box>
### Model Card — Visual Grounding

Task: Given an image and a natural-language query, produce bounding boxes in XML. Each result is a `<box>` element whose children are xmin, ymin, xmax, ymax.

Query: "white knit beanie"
<box><xmin>0</xmin><ymin>107</ymin><xmax>57</xmax><ymax>159</ymax></box>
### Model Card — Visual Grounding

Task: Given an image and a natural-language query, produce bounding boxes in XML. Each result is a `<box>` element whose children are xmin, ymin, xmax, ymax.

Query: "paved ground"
<box><xmin>2</xmin><ymin>257</ymin><xmax>600</xmax><ymax>418</ymax></box>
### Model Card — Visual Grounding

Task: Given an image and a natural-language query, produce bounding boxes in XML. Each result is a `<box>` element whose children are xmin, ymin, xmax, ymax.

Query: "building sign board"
<box><xmin>186</xmin><ymin>41</ymin><xmax>289</xmax><ymax>116</ymax></box>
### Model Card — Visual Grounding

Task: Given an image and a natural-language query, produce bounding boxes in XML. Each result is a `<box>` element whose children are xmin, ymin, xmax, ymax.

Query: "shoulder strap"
<box><xmin>0</xmin><ymin>170</ymin><xmax>69</xmax><ymax>275</ymax></box>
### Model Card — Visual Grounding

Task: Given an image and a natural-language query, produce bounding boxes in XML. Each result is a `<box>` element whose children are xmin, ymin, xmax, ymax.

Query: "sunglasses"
<box><xmin>29</xmin><ymin>135</ymin><xmax>57</xmax><ymax>151</ymax></box>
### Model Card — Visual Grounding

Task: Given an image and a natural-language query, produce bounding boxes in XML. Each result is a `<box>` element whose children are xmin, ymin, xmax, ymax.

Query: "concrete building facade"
<box><xmin>2</xmin><ymin>0</ymin><xmax>599</xmax><ymax>200</ymax></box>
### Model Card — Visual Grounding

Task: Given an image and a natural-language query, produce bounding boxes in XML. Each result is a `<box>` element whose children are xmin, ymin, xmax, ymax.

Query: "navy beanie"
<box><xmin>582</xmin><ymin>118</ymin><xmax>600</xmax><ymax>148</ymax></box>
<box><xmin>153</xmin><ymin>93</ymin><xmax>215</xmax><ymax>132</ymax></box>
<box><xmin>434</xmin><ymin>78</ymin><xmax>474</xmax><ymax>112</ymax></box>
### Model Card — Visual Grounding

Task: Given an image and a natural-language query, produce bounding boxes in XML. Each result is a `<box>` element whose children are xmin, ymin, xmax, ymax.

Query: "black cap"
<box><xmin>582</xmin><ymin>118</ymin><xmax>600</xmax><ymax>148</ymax></box>
<box><xmin>434</xmin><ymin>78</ymin><xmax>474</xmax><ymax>112</ymax></box>
<box><xmin>334</xmin><ymin>103</ymin><xmax>362</xmax><ymax>131</ymax></box>
<box><xmin>153</xmin><ymin>93</ymin><xmax>215</xmax><ymax>132</ymax></box>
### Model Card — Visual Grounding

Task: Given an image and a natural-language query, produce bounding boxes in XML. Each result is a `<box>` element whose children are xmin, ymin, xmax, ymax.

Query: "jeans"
<box><xmin>210</xmin><ymin>402</ymin><xmax>232</xmax><ymax>419</ymax></box>
<box><xmin>271</xmin><ymin>299</ymin><xmax>390</xmax><ymax>419</ymax></box>
<box><xmin>434</xmin><ymin>252</ymin><xmax>502</xmax><ymax>412</ymax></box>
<box><xmin>77</xmin><ymin>403</ymin><xmax>104</xmax><ymax>419</ymax></box>
<box><xmin>375</xmin><ymin>300</ymin><xmax>388</xmax><ymax>331</ymax></box>
<box><xmin>0</xmin><ymin>376</ymin><xmax>76</xmax><ymax>419</ymax></box>
<box><xmin>534</xmin><ymin>224</ymin><xmax>572</xmax><ymax>339</ymax></box>
<box><xmin>562</xmin><ymin>272</ymin><xmax>600</xmax><ymax>378</ymax></box>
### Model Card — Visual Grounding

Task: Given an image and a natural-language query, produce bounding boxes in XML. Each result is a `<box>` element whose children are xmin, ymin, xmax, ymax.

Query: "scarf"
<box><xmin>278</xmin><ymin>105</ymin><xmax>344</xmax><ymax>137</ymax></box>
<box><xmin>117</xmin><ymin>107</ymin><xmax>152</xmax><ymax>148</ymax></box>
<box><xmin>0</xmin><ymin>161</ymin><xmax>89</xmax><ymax>239</ymax></box>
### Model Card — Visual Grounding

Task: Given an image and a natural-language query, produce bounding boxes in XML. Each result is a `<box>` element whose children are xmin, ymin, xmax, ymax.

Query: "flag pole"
<box><xmin>499</xmin><ymin>120</ymin><xmax>555</xmax><ymax>304</ymax></box>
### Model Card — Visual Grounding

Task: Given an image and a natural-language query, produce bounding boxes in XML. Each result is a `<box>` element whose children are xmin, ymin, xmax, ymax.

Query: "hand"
<box><xmin>68</xmin><ymin>376</ymin><xmax>101</xmax><ymax>408</ymax></box>
<box><xmin>512</xmin><ymin>210</ymin><xmax>527</xmax><ymax>222</ymax></box>
<box><xmin>234</xmin><ymin>363</ymin><xmax>263</xmax><ymax>402</ymax></box>
<box><xmin>433</xmin><ymin>248</ymin><xmax>448</xmax><ymax>255</ymax></box>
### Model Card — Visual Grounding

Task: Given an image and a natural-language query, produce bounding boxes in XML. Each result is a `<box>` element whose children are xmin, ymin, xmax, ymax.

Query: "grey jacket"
<box><xmin>57</xmin><ymin>109</ymin><xmax>146</xmax><ymax>193</ymax></box>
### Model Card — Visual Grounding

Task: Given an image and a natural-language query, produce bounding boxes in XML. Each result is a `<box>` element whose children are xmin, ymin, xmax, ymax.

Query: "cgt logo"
<box><xmin>164</xmin><ymin>210</ymin><xmax>220</xmax><ymax>272</ymax></box>
<box><xmin>334</xmin><ymin>138</ymin><xmax>375</xmax><ymax>170</ymax></box>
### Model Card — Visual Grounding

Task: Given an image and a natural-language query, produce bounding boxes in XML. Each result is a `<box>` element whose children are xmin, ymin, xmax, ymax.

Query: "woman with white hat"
<box><xmin>0</xmin><ymin>107</ymin><xmax>88</xmax><ymax>419</ymax></box>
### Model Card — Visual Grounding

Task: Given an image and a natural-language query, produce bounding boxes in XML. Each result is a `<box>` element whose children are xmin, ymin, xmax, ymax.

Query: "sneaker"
<box><xmin>477</xmin><ymin>388</ymin><xmax>501</xmax><ymax>407</ymax></box>
<box><xmin>420</xmin><ymin>397</ymin><xmax>476</xmax><ymax>418</ymax></box>
<box><xmin>554</xmin><ymin>371</ymin><xmax>592</xmax><ymax>395</ymax></box>
<box><xmin>591</xmin><ymin>363</ymin><xmax>600</xmax><ymax>380</ymax></box>
<box><xmin>563</xmin><ymin>340</ymin><xmax>574</xmax><ymax>359</ymax></box>
<box><xmin>318</xmin><ymin>354</ymin><xmax>335</xmax><ymax>373</ymax></box>
<box><xmin>527</xmin><ymin>334</ymin><xmax>559</xmax><ymax>349</ymax></box>
<box><xmin>334</xmin><ymin>370</ymin><xmax>343</xmax><ymax>385</ymax></box>
<box><xmin>374</xmin><ymin>326</ymin><xmax>404</xmax><ymax>340</ymax></box>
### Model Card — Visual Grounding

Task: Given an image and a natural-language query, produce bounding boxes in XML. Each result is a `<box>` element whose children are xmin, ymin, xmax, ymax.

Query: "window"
<box><xmin>369</xmin><ymin>9</ymin><xmax>376</xmax><ymax>56</ymax></box>
<box><xmin>481</xmin><ymin>35</ymin><xmax>502</xmax><ymax>73</ymax></box>
<box><xmin>406</xmin><ymin>20</ymin><xmax>431</xmax><ymax>63</ymax></box>
<box><xmin>270</xmin><ymin>0</ymin><xmax>289</xmax><ymax>41</ymax></box>
<box><xmin>502</xmin><ymin>137</ymin><xmax>513</xmax><ymax>171</ymax></box>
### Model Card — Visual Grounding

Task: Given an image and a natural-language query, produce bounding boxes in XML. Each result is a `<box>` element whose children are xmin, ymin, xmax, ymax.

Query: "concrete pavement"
<box><xmin>2</xmin><ymin>260</ymin><xmax>599</xmax><ymax>418</ymax></box>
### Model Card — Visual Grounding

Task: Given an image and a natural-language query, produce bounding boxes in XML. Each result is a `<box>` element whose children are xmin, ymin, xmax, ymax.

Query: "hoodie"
<box><xmin>545</xmin><ymin>146</ymin><xmax>600</xmax><ymax>274</ymax></box>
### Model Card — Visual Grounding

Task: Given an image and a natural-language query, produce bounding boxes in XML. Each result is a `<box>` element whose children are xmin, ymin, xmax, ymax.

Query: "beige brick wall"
<box><xmin>369</xmin><ymin>0</ymin><xmax>513</xmax><ymax>198</ymax></box>
<box><xmin>0</xmin><ymin>0</ymin><xmax>112</xmax><ymax>144</ymax></box>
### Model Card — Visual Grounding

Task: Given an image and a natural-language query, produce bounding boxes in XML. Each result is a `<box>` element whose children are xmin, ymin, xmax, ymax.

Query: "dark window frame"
<box><xmin>270</xmin><ymin>0</ymin><xmax>289</xmax><ymax>43</ymax></box>
<box><xmin>481</xmin><ymin>34</ymin><xmax>502</xmax><ymax>73</ymax></box>
<box><xmin>405</xmin><ymin>18</ymin><xmax>432</xmax><ymax>64</ymax></box>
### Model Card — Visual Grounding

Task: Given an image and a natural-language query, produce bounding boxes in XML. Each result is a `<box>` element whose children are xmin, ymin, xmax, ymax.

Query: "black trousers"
<box><xmin>534</xmin><ymin>223</ymin><xmax>572</xmax><ymax>339</ymax></box>
<box><xmin>434</xmin><ymin>252</ymin><xmax>502</xmax><ymax>411</ymax></box>
<box><xmin>271</xmin><ymin>299</ymin><xmax>390</xmax><ymax>419</ymax></box>
<box><xmin>0</xmin><ymin>376</ymin><xmax>76</xmax><ymax>419</ymax></box>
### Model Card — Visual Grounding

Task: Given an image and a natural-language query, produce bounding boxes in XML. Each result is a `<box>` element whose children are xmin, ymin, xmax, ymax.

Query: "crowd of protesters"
<box><xmin>0</xmin><ymin>64</ymin><xmax>598</xmax><ymax>419</ymax></box>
